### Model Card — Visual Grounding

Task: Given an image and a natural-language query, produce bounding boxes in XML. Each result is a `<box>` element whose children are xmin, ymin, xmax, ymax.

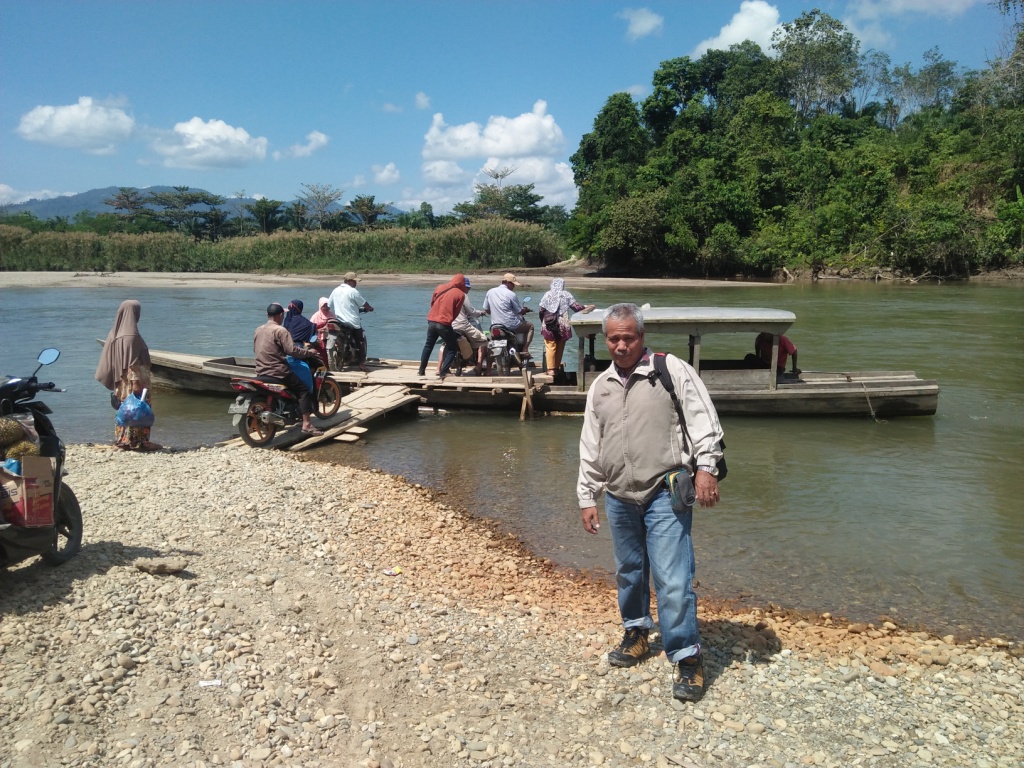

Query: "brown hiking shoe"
<box><xmin>608</xmin><ymin>628</ymin><xmax>650</xmax><ymax>667</ymax></box>
<box><xmin>672</xmin><ymin>654</ymin><xmax>705</xmax><ymax>702</ymax></box>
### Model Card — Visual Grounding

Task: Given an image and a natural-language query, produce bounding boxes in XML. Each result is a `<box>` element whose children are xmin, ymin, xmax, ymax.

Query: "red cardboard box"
<box><xmin>0</xmin><ymin>456</ymin><xmax>55</xmax><ymax>527</ymax></box>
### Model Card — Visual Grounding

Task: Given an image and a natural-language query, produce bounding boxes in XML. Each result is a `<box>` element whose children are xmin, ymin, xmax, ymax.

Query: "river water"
<box><xmin>1</xmin><ymin>278</ymin><xmax>1021</xmax><ymax>641</ymax></box>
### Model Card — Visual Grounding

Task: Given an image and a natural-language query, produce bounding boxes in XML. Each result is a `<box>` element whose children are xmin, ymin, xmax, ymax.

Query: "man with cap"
<box><xmin>254</xmin><ymin>303</ymin><xmax>324</xmax><ymax>435</ymax></box>
<box><xmin>328</xmin><ymin>272</ymin><xmax>374</xmax><ymax>372</ymax></box>
<box><xmin>417</xmin><ymin>273</ymin><xmax>469</xmax><ymax>378</ymax></box>
<box><xmin>482</xmin><ymin>272</ymin><xmax>533</xmax><ymax>360</ymax></box>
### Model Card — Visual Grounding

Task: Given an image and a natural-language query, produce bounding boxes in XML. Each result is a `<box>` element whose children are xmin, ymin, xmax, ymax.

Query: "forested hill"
<box><xmin>567</xmin><ymin>10</ymin><xmax>1024</xmax><ymax>278</ymax></box>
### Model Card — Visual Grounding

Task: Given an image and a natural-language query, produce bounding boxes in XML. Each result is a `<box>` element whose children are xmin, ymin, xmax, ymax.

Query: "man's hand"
<box><xmin>581</xmin><ymin>506</ymin><xmax>600</xmax><ymax>534</ymax></box>
<box><xmin>694</xmin><ymin>471</ymin><xmax>720</xmax><ymax>508</ymax></box>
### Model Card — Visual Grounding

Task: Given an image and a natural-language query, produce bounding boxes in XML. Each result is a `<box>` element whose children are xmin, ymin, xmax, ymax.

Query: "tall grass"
<box><xmin>0</xmin><ymin>221</ymin><xmax>566</xmax><ymax>273</ymax></box>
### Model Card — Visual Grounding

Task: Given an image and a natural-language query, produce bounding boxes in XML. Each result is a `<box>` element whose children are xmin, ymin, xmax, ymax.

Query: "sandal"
<box><xmin>301</xmin><ymin>427</ymin><xmax>324</xmax><ymax>436</ymax></box>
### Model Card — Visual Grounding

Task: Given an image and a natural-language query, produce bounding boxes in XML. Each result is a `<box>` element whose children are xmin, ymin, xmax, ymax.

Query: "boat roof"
<box><xmin>570</xmin><ymin>306</ymin><xmax>796</xmax><ymax>337</ymax></box>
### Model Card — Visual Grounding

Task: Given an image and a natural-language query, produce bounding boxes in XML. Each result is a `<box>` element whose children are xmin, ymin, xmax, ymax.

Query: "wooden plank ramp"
<box><xmin>222</xmin><ymin>384</ymin><xmax>419</xmax><ymax>452</ymax></box>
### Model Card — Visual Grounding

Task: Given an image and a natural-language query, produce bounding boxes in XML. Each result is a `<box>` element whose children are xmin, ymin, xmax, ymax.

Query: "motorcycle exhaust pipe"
<box><xmin>263</xmin><ymin>412</ymin><xmax>287</xmax><ymax>426</ymax></box>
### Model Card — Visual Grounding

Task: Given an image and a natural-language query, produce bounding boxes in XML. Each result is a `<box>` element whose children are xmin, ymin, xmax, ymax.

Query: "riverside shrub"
<box><xmin>0</xmin><ymin>220</ymin><xmax>565</xmax><ymax>273</ymax></box>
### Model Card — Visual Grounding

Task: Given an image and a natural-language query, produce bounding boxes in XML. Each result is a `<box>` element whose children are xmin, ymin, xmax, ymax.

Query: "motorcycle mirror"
<box><xmin>522</xmin><ymin>296</ymin><xmax>532</xmax><ymax>303</ymax></box>
<box><xmin>37</xmin><ymin>348</ymin><xmax>59</xmax><ymax>366</ymax></box>
<box><xmin>309</xmin><ymin>333</ymin><xmax>318</xmax><ymax>343</ymax></box>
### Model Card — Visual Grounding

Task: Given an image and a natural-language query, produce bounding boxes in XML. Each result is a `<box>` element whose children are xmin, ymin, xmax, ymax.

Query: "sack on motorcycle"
<box><xmin>0</xmin><ymin>455</ymin><xmax>55</xmax><ymax>527</ymax></box>
<box><xmin>115</xmin><ymin>390</ymin><xmax>155</xmax><ymax>428</ymax></box>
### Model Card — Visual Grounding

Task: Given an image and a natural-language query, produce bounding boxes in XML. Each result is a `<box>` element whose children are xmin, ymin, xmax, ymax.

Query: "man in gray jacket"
<box><xmin>578</xmin><ymin>303</ymin><xmax>724</xmax><ymax>703</ymax></box>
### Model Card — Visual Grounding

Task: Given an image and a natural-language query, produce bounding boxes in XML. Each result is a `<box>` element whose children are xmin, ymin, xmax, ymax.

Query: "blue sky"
<box><xmin>1</xmin><ymin>1</ymin><xmax>1011</xmax><ymax>213</ymax></box>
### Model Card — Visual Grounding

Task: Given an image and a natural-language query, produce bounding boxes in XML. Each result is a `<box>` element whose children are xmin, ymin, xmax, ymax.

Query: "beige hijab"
<box><xmin>95</xmin><ymin>300</ymin><xmax>151</xmax><ymax>391</ymax></box>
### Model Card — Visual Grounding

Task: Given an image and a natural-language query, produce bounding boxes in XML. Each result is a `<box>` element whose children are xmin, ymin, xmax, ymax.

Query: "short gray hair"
<box><xmin>602</xmin><ymin>302</ymin><xmax>645</xmax><ymax>334</ymax></box>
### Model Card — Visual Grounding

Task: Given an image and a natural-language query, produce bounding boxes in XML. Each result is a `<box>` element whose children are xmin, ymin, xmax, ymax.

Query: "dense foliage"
<box><xmin>0</xmin><ymin>220</ymin><xmax>564</xmax><ymax>273</ymax></box>
<box><xmin>569</xmin><ymin>10</ymin><xmax>1024</xmax><ymax>277</ymax></box>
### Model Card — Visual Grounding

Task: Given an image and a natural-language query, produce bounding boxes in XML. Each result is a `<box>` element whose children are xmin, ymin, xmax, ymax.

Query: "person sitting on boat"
<box><xmin>254</xmin><ymin>303</ymin><xmax>323</xmax><ymax>436</ymax></box>
<box><xmin>328</xmin><ymin>272</ymin><xmax>373</xmax><ymax>372</ymax></box>
<box><xmin>538</xmin><ymin>278</ymin><xmax>595</xmax><ymax>377</ymax></box>
<box><xmin>752</xmin><ymin>332</ymin><xmax>801</xmax><ymax>375</ymax></box>
<box><xmin>482</xmin><ymin>272</ymin><xmax>533</xmax><ymax>361</ymax></box>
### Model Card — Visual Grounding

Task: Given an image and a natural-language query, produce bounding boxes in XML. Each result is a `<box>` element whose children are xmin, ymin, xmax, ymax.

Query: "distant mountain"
<box><xmin>2</xmin><ymin>186</ymin><xmax>406</xmax><ymax>221</ymax></box>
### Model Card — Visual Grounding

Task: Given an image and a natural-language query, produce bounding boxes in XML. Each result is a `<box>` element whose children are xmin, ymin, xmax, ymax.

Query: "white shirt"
<box><xmin>328</xmin><ymin>283</ymin><xmax>367</xmax><ymax>328</ymax></box>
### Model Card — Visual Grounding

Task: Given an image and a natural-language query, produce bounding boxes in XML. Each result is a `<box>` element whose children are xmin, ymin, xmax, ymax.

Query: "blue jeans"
<box><xmin>418</xmin><ymin>321</ymin><xmax>459</xmax><ymax>376</ymax></box>
<box><xmin>605</xmin><ymin>488</ymin><xmax>700</xmax><ymax>662</ymax></box>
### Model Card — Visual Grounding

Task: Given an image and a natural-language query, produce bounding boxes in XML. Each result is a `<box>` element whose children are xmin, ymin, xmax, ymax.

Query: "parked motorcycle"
<box><xmin>325</xmin><ymin>313</ymin><xmax>368</xmax><ymax>372</ymax></box>
<box><xmin>228</xmin><ymin>342</ymin><xmax>342</xmax><ymax>447</ymax></box>
<box><xmin>0</xmin><ymin>348</ymin><xmax>83</xmax><ymax>567</ymax></box>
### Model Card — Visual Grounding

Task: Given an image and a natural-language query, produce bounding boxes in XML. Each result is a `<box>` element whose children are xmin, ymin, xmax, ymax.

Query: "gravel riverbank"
<box><xmin>2</xmin><ymin>445</ymin><xmax>1021</xmax><ymax>768</ymax></box>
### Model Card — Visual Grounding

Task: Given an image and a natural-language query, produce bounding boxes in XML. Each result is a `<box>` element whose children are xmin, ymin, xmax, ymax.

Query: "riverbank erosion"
<box><xmin>2</xmin><ymin>446</ymin><xmax>1021</xmax><ymax>768</ymax></box>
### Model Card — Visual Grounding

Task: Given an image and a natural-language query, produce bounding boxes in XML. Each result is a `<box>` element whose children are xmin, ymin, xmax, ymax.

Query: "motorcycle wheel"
<box><xmin>239</xmin><ymin>402</ymin><xmax>277</xmax><ymax>447</ymax></box>
<box><xmin>496</xmin><ymin>350</ymin><xmax>510</xmax><ymax>377</ymax></box>
<box><xmin>328</xmin><ymin>343</ymin><xmax>342</xmax><ymax>373</ymax></box>
<box><xmin>316</xmin><ymin>377</ymin><xmax>342</xmax><ymax>418</ymax></box>
<box><xmin>42</xmin><ymin>484</ymin><xmax>83</xmax><ymax>565</ymax></box>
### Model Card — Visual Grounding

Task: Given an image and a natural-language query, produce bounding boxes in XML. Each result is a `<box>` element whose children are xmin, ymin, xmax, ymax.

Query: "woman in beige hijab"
<box><xmin>95</xmin><ymin>300</ymin><xmax>159</xmax><ymax>450</ymax></box>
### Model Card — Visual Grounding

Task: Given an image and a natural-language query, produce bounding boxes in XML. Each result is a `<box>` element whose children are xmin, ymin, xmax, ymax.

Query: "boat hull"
<box><xmin>139</xmin><ymin>349</ymin><xmax>938</xmax><ymax>418</ymax></box>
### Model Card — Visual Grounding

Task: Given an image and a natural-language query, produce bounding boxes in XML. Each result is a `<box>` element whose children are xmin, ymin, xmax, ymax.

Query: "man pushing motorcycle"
<box><xmin>254</xmin><ymin>303</ymin><xmax>324</xmax><ymax>436</ymax></box>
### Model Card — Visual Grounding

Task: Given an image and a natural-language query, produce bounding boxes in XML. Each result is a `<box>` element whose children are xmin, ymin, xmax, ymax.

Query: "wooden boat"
<box><xmin>124</xmin><ymin>307</ymin><xmax>939</xmax><ymax>417</ymax></box>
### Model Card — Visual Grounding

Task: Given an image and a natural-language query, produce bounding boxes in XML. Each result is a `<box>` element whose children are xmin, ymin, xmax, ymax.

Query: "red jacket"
<box><xmin>426</xmin><ymin>274</ymin><xmax>467</xmax><ymax>324</ymax></box>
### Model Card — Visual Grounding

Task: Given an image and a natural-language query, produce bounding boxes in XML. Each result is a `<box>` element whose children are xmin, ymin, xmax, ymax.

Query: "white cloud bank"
<box><xmin>692</xmin><ymin>0</ymin><xmax>781</xmax><ymax>58</ymax></box>
<box><xmin>373</xmin><ymin>162</ymin><xmax>400</xmax><ymax>184</ymax></box>
<box><xmin>423</xmin><ymin>100</ymin><xmax>564</xmax><ymax>160</ymax></box>
<box><xmin>273</xmin><ymin>130</ymin><xmax>328</xmax><ymax>161</ymax></box>
<box><xmin>617</xmin><ymin>7</ymin><xmax>664</xmax><ymax>41</ymax></box>
<box><xmin>151</xmin><ymin>117</ymin><xmax>268</xmax><ymax>170</ymax></box>
<box><xmin>16</xmin><ymin>96</ymin><xmax>134</xmax><ymax>155</ymax></box>
<box><xmin>0</xmin><ymin>184</ymin><xmax>72</xmax><ymax>205</ymax></box>
<box><xmin>415</xmin><ymin>92</ymin><xmax>431</xmax><ymax>109</ymax></box>
<box><xmin>408</xmin><ymin>100</ymin><xmax>574</xmax><ymax>212</ymax></box>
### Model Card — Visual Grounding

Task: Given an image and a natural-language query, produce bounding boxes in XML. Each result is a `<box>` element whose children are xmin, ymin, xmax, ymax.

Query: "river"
<box><xmin>1</xmin><ymin>277</ymin><xmax>1021</xmax><ymax>641</ymax></box>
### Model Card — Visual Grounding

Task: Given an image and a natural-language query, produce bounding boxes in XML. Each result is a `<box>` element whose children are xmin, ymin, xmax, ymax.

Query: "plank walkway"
<box><xmin>222</xmin><ymin>384</ymin><xmax>420</xmax><ymax>452</ymax></box>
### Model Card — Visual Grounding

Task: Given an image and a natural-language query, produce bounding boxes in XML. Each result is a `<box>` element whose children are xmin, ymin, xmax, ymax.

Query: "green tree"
<box><xmin>244</xmin><ymin>198</ymin><xmax>284</xmax><ymax>235</ymax></box>
<box><xmin>772</xmin><ymin>9</ymin><xmax>860</xmax><ymax>120</ymax></box>
<box><xmin>297</xmin><ymin>183</ymin><xmax>343</xmax><ymax>229</ymax></box>
<box><xmin>344</xmin><ymin>195</ymin><xmax>391</xmax><ymax>229</ymax></box>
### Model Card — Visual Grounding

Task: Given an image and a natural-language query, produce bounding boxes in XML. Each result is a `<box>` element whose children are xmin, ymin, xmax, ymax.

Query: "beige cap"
<box><xmin>343</xmin><ymin>271</ymin><xmax>358</xmax><ymax>282</ymax></box>
<box><xmin>502</xmin><ymin>272</ymin><xmax>521</xmax><ymax>286</ymax></box>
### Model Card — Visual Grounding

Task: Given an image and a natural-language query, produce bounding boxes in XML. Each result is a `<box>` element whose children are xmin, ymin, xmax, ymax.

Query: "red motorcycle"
<box><xmin>228</xmin><ymin>343</ymin><xmax>342</xmax><ymax>447</ymax></box>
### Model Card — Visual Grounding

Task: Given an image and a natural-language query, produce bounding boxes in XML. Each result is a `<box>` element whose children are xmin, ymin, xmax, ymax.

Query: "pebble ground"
<box><xmin>1</xmin><ymin>445</ymin><xmax>1021</xmax><ymax>768</ymax></box>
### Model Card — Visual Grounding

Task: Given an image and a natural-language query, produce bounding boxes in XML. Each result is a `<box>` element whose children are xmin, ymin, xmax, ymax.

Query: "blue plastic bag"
<box><xmin>115</xmin><ymin>390</ymin><xmax>155</xmax><ymax>427</ymax></box>
<box><xmin>286</xmin><ymin>356</ymin><xmax>314</xmax><ymax>391</ymax></box>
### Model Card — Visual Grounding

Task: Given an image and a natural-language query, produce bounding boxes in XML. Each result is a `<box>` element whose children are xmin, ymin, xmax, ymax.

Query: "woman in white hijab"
<box><xmin>538</xmin><ymin>279</ymin><xmax>595</xmax><ymax>376</ymax></box>
<box><xmin>95</xmin><ymin>300</ymin><xmax>159</xmax><ymax>450</ymax></box>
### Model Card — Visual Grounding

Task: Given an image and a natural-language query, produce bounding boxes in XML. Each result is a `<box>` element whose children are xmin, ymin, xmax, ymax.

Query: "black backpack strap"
<box><xmin>649</xmin><ymin>352</ymin><xmax>693</xmax><ymax>457</ymax></box>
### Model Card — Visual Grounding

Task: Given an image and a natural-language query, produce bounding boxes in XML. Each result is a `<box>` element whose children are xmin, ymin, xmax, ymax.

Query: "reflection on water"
<box><xmin>1</xmin><ymin>279</ymin><xmax>1021</xmax><ymax>640</ymax></box>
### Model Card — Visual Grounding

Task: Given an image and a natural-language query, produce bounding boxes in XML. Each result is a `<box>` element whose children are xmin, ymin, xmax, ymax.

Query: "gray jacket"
<box><xmin>577</xmin><ymin>350</ymin><xmax>724</xmax><ymax>507</ymax></box>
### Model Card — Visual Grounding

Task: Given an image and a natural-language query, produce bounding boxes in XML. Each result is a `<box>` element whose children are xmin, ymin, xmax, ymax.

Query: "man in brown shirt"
<box><xmin>254</xmin><ymin>303</ymin><xmax>323</xmax><ymax>435</ymax></box>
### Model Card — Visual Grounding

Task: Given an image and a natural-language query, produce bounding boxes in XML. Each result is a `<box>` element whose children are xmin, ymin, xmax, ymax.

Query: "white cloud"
<box><xmin>0</xmin><ymin>184</ymin><xmax>72</xmax><ymax>205</ymax></box>
<box><xmin>372</xmin><ymin>162</ymin><xmax>401</xmax><ymax>185</ymax></box>
<box><xmin>415</xmin><ymin>91</ymin><xmax>431</xmax><ymax>109</ymax></box>
<box><xmin>625</xmin><ymin>84</ymin><xmax>648</xmax><ymax>97</ymax></box>
<box><xmin>423</xmin><ymin>100</ymin><xmax>565</xmax><ymax>161</ymax></box>
<box><xmin>692</xmin><ymin>0</ymin><xmax>780</xmax><ymax>58</ymax></box>
<box><xmin>272</xmin><ymin>130</ymin><xmax>328</xmax><ymax>161</ymax></box>
<box><xmin>151</xmin><ymin>117</ymin><xmax>268</xmax><ymax>169</ymax></box>
<box><xmin>617</xmin><ymin>7</ymin><xmax>664</xmax><ymax>41</ymax></box>
<box><xmin>382</xmin><ymin>102</ymin><xmax>403</xmax><ymax>113</ymax></box>
<box><xmin>352</xmin><ymin>174</ymin><xmax>367</xmax><ymax>188</ymax></box>
<box><xmin>848</xmin><ymin>0</ymin><xmax>978</xmax><ymax>21</ymax></box>
<box><xmin>16</xmin><ymin>96</ymin><xmax>134</xmax><ymax>155</ymax></box>
<box><xmin>422</xmin><ymin>160</ymin><xmax>470</xmax><ymax>184</ymax></box>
